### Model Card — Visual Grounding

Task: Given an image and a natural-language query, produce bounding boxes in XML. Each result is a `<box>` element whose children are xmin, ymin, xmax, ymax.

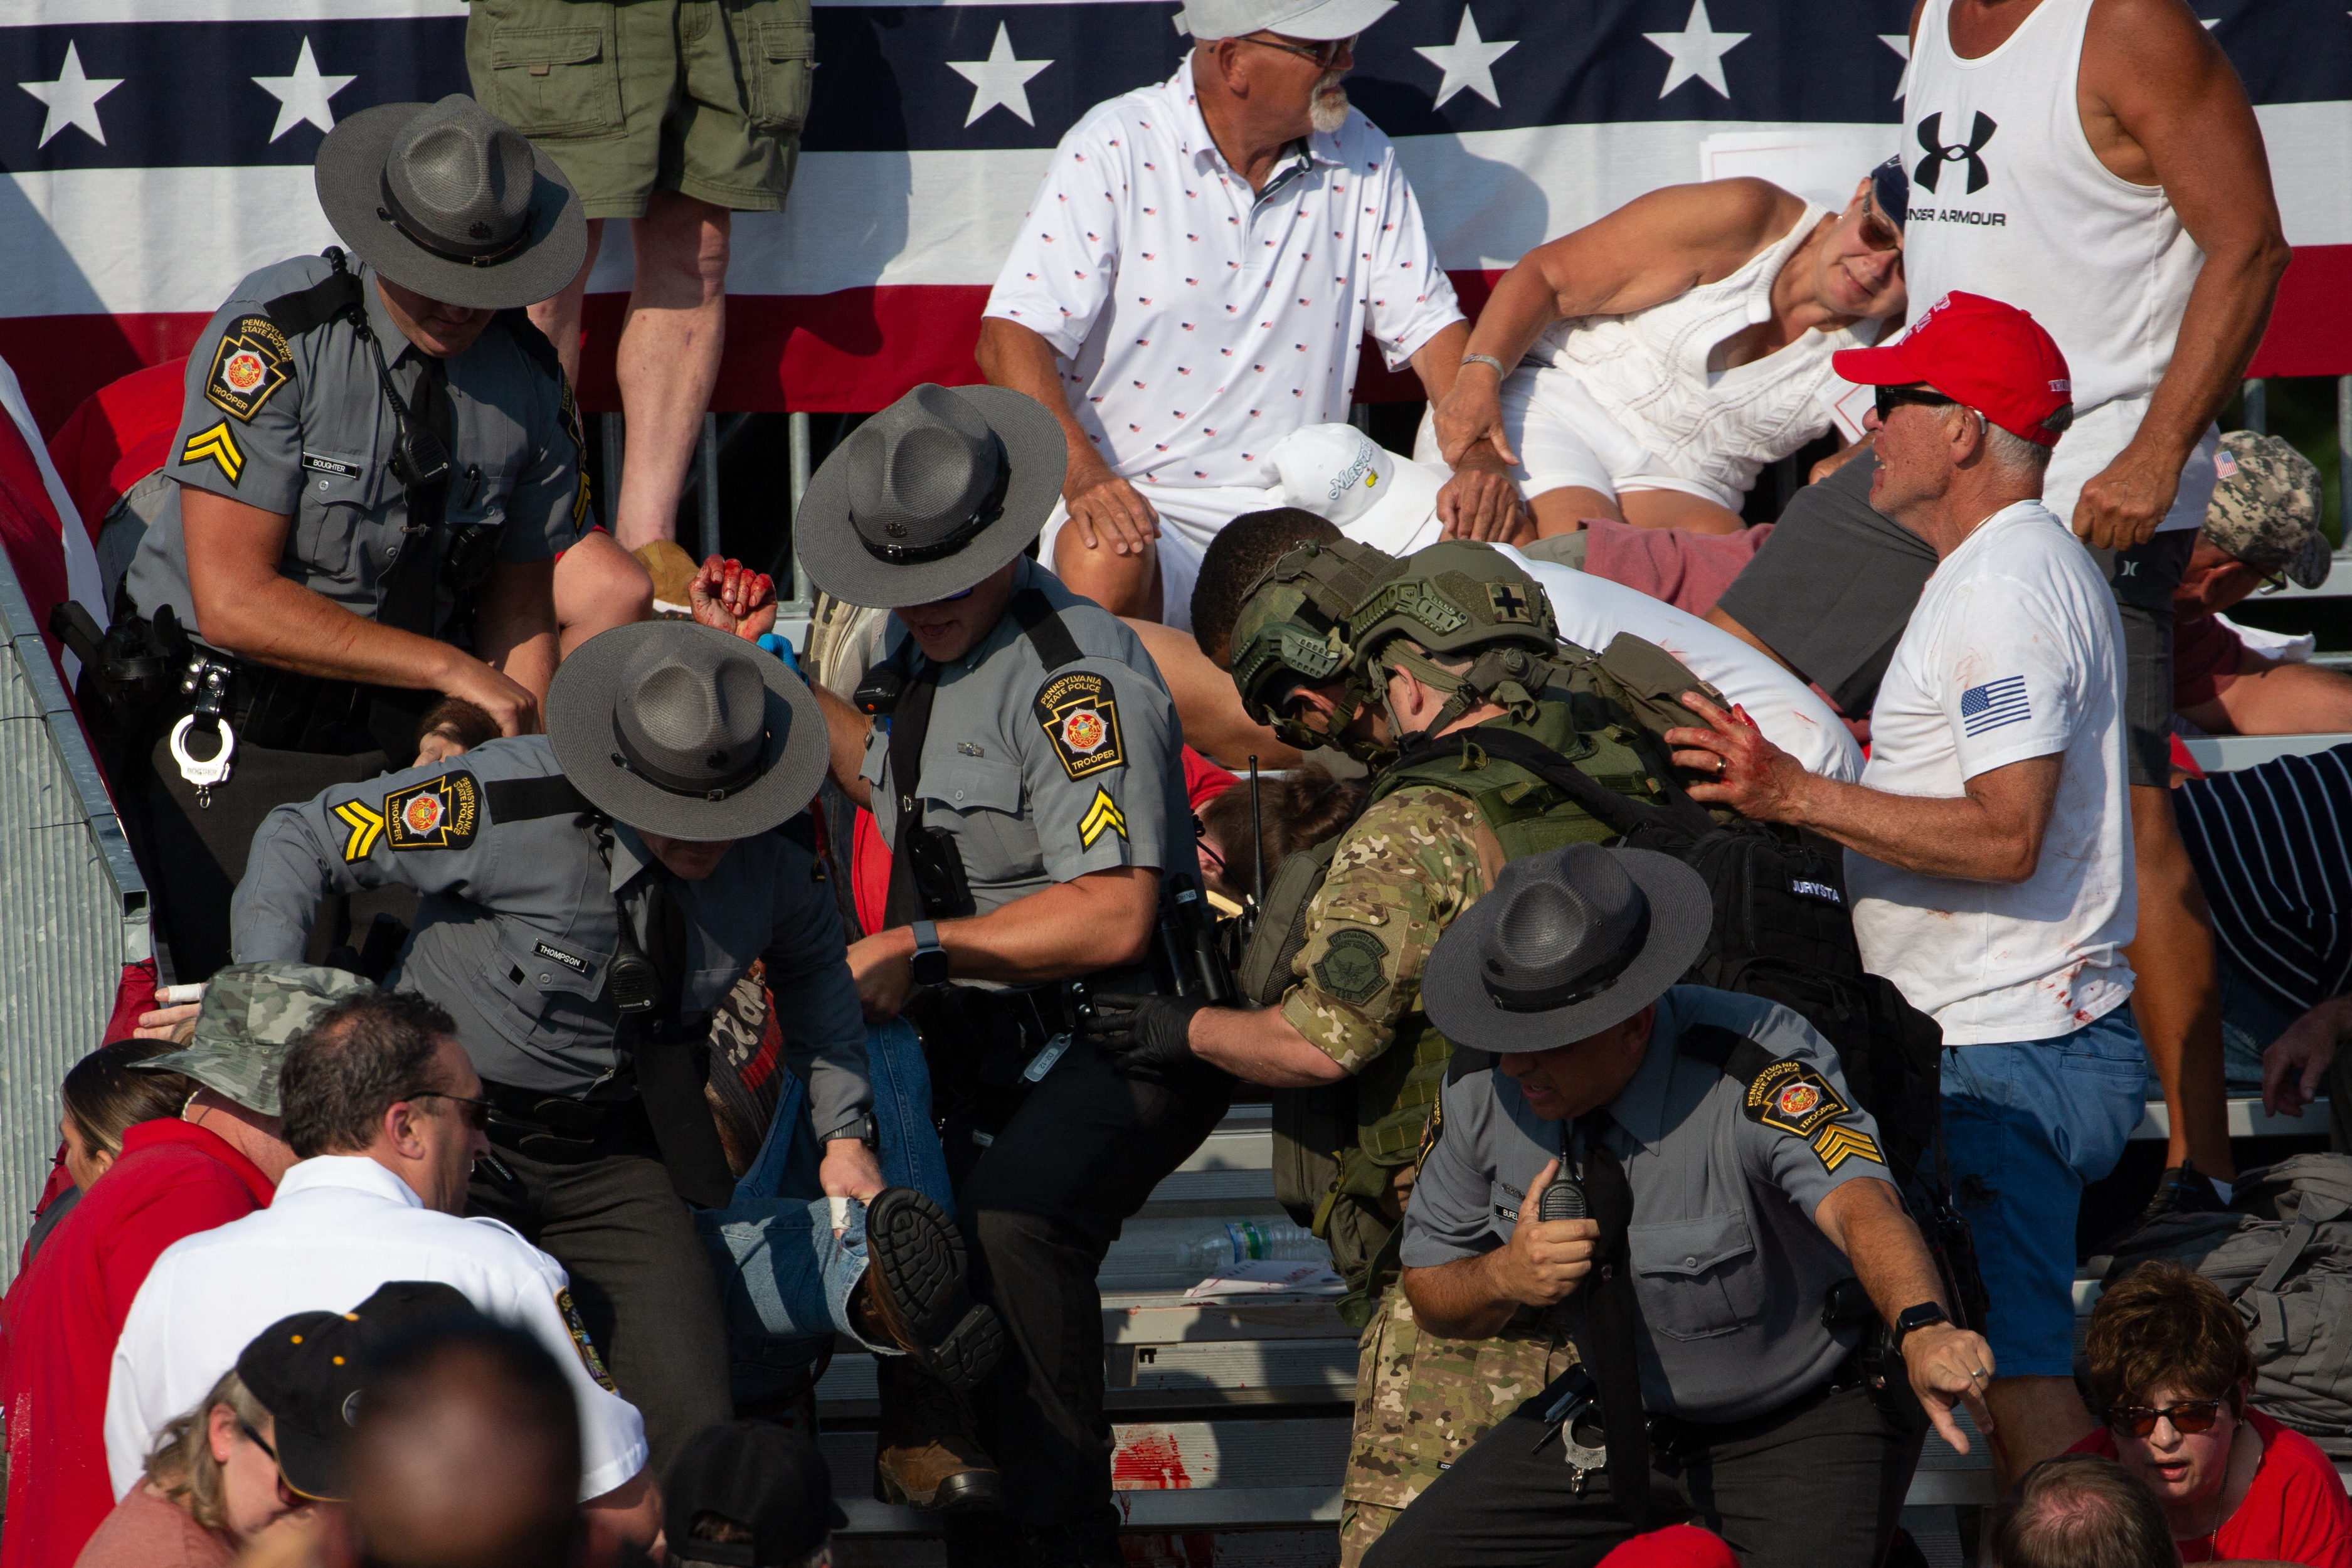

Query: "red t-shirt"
<box><xmin>2070</xmin><ymin>1410</ymin><xmax>2352</xmax><ymax>1567</ymax></box>
<box><xmin>0</xmin><ymin>1122</ymin><xmax>273</xmax><ymax>1568</ymax></box>
<box><xmin>2173</xmin><ymin>610</ymin><xmax>2249</xmax><ymax>711</ymax></box>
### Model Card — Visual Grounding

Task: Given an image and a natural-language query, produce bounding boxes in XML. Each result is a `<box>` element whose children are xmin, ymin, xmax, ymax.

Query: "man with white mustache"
<box><xmin>978</xmin><ymin>0</ymin><xmax>1518</xmax><ymax>630</ymax></box>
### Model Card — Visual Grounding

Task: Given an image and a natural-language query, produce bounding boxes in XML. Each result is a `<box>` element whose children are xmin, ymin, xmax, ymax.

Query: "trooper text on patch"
<box><xmin>203</xmin><ymin>316</ymin><xmax>294</xmax><ymax>423</ymax></box>
<box><xmin>1034</xmin><ymin>671</ymin><xmax>1126</xmax><ymax>781</ymax></box>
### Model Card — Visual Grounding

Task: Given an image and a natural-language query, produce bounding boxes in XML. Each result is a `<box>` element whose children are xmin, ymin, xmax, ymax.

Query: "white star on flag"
<box><xmin>1878</xmin><ymin>33</ymin><xmax>1912</xmax><ymax>100</ymax></box>
<box><xmin>19</xmin><ymin>41</ymin><xmax>125</xmax><ymax>149</ymax></box>
<box><xmin>948</xmin><ymin>23</ymin><xmax>1053</xmax><ymax>129</ymax></box>
<box><xmin>253</xmin><ymin>38</ymin><xmax>356</xmax><ymax>142</ymax></box>
<box><xmin>1414</xmin><ymin>9</ymin><xmax>1518</xmax><ymax>111</ymax></box>
<box><xmin>1645</xmin><ymin>0</ymin><xmax>1749</xmax><ymax>100</ymax></box>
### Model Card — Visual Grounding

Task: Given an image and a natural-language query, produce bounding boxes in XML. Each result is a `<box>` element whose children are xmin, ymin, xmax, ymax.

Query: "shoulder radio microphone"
<box><xmin>1539</xmin><ymin>1175</ymin><xmax>1588</xmax><ymax>1222</ymax></box>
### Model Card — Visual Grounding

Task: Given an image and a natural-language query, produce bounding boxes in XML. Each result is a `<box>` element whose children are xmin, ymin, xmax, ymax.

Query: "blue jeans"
<box><xmin>1940</xmin><ymin>1007</ymin><xmax>2149</xmax><ymax>1378</ymax></box>
<box><xmin>694</xmin><ymin>1019</ymin><xmax>956</xmax><ymax>1404</ymax></box>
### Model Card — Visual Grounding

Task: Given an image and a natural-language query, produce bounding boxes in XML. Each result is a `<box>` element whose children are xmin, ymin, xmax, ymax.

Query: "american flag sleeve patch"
<box><xmin>1960</xmin><ymin>675</ymin><xmax>2032</xmax><ymax>737</ymax></box>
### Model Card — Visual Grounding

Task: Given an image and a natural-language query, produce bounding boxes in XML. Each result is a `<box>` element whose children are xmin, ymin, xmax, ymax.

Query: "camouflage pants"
<box><xmin>1339</xmin><ymin>1285</ymin><xmax>1576</xmax><ymax>1561</ymax></box>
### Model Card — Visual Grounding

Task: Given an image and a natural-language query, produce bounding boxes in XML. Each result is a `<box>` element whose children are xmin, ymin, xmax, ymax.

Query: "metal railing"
<box><xmin>0</xmin><ymin>548</ymin><xmax>150</xmax><ymax>1287</ymax></box>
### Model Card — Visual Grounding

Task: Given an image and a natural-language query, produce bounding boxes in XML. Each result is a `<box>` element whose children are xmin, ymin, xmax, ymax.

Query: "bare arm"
<box><xmin>183</xmin><ymin>487</ymin><xmax>541</xmax><ymax>736</ymax></box>
<box><xmin>812</xmin><ymin>683</ymin><xmax>877</xmax><ymax>811</ymax></box>
<box><xmin>1667</xmin><ymin>692</ymin><xmax>2060</xmax><ymax>882</ymax></box>
<box><xmin>977</xmin><ymin>316</ymin><xmax>1158</xmax><ymax>553</ymax></box>
<box><xmin>581</xmin><ymin>1468</ymin><xmax>661</xmax><ymax>1552</ymax></box>
<box><xmin>1409</xmin><ymin>321</ymin><xmax>1528</xmax><ymax>543</ymax></box>
<box><xmin>2185</xmin><ymin>654</ymin><xmax>2352</xmax><ymax>738</ymax></box>
<box><xmin>1400</xmin><ymin>1157</ymin><xmax>1599</xmax><ymax>1340</ymax></box>
<box><xmin>1436</xmin><ymin>180</ymin><xmax>1798</xmax><ymax>467</ymax></box>
<box><xmin>1187</xmin><ymin>1003</ymin><xmax>1348</xmax><ymax>1088</ymax></box>
<box><xmin>2070</xmin><ymin>0</ymin><xmax>2291</xmax><ymax>549</ymax></box>
<box><xmin>472</xmin><ymin>557</ymin><xmax>559</xmax><ymax>707</ymax></box>
<box><xmin>1814</xmin><ymin>1177</ymin><xmax>1999</xmax><ymax>1453</ymax></box>
<box><xmin>844</xmin><ymin>866</ymin><xmax>1160</xmax><ymax>1020</ymax></box>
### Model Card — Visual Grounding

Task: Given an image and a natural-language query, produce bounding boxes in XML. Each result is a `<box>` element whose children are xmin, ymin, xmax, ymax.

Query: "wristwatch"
<box><xmin>820</xmin><ymin>1112</ymin><xmax>881</xmax><ymax>1151</ymax></box>
<box><xmin>909</xmin><ymin>920</ymin><xmax>951</xmax><ymax>987</ymax></box>
<box><xmin>1892</xmin><ymin>1301</ymin><xmax>1951</xmax><ymax>1353</ymax></box>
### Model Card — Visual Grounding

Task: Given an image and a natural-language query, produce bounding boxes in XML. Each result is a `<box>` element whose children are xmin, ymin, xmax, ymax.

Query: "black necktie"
<box><xmin>881</xmin><ymin>662</ymin><xmax>940</xmax><ymax>930</ymax></box>
<box><xmin>368</xmin><ymin>354</ymin><xmax>451</xmax><ymax>758</ymax></box>
<box><xmin>1574</xmin><ymin>1109</ymin><xmax>1650</xmax><ymax>1529</ymax></box>
<box><xmin>629</xmin><ymin>871</ymin><xmax>736</xmax><ymax>1209</ymax></box>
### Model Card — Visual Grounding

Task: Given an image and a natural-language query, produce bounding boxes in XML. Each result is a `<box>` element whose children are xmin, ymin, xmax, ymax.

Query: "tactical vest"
<box><xmin>1259</xmin><ymin>633</ymin><xmax>1715</xmax><ymax>1323</ymax></box>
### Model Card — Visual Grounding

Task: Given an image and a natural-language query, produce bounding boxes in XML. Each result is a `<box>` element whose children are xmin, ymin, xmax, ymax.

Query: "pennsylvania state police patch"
<box><xmin>1034</xmin><ymin>671</ymin><xmax>1125</xmax><ymax>780</ymax></box>
<box><xmin>1740</xmin><ymin>1059</ymin><xmax>1850</xmax><ymax>1140</ymax></box>
<box><xmin>383</xmin><ymin>771</ymin><xmax>482</xmax><ymax>852</ymax></box>
<box><xmin>204</xmin><ymin>316</ymin><xmax>292</xmax><ymax>423</ymax></box>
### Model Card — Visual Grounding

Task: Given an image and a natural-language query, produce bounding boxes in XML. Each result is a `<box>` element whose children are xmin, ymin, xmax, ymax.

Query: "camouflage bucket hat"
<box><xmin>1226</xmin><ymin>540</ymin><xmax>1405</xmax><ymax>753</ymax></box>
<box><xmin>2205</xmin><ymin>431</ymin><xmax>2329</xmax><ymax>590</ymax></box>
<box><xmin>134</xmin><ymin>963</ymin><xmax>374</xmax><ymax>1116</ymax></box>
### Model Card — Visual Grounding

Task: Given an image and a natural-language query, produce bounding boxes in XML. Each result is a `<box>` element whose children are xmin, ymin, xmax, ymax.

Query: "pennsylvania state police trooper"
<box><xmin>229</xmin><ymin>620</ymin><xmax>999</xmax><ymax>1477</ymax></box>
<box><xmin>112</xmin><ymin>95</ymin><xmax>590</xmax><ymax>982</ymax></box>
<box><xmin>796</xmin><ymin>384</ymin><xmax>1215</xmax><ymax>1567</ymax></box>
<box><xmin>1362</xmin><ymin>844</ymin><xmax>1996</xmax><ymax>1568</ymax></box>
<box><xmin>1083</xmin><ymin>538</ymin><xmax>1731</xmax><ymax>1564</ymax></box>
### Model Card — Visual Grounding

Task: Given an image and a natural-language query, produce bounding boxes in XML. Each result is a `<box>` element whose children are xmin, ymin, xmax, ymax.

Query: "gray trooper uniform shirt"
<box><xmin>230</xmin><ymin>734</ymin><xmax>872</xmax><ymax>1135</ymax></box>
<box><xmin>125</xmin><ymin>253</ymin><xmax>587</xmax><ymax>642</ymax></box>
<box><xmin>1401</xmin><ymin>987</ymin><xmax>1894</xmax><ymax>1424</ymax></box>
<box><xmin>857</xmin><ymin>558</ymin><xmax>1198</xmax><ymax>921</ymax></box>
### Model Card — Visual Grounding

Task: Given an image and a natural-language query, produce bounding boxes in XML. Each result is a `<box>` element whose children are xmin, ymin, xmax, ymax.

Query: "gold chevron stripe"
<box><xmin>181</xmin><ymin>421</ymin><xmax>245</xmax><ymax>484</ymax></box>
<box><xmin>1812</xmin><ymin>1125</ymin><xmax>1885</xmax><ymax>1172</ymax></box>
<box><xmin>334</xmin><ymin>798</ymin><xmax>384</xmax><ymax>862</ymax></box>
<box><xmin>1079</xmin><ymin>787</ymin><xmax>1127</xmax><ymax>849</ymax></box>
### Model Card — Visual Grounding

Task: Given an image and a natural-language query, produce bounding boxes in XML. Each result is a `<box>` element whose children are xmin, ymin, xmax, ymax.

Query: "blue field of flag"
<box><xmin>1961</xmin><ymin>675</ymin><xmax>2031</xmax><ymax>737</ymax></box>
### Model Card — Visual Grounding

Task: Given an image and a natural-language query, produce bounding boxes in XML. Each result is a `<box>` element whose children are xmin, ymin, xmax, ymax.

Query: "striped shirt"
<box><xmin>2175</xmin><ymin>743</ymin><xmax>2352</xmax><ymax>1017</ymax></box>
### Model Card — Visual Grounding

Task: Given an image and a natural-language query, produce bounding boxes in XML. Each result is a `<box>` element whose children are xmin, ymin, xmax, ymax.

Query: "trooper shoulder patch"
<box><xmin>1417</xmin><ymin>1080</ymin><xmax>1445</xmax><ymax>1168</ymax></box>
<box><xmin>1313</xmin><ymin>926</ymin><xmax>1389</xmax><ymax>1005</ymax></box>
<box><xmin>1740</xmin><ymin>1058</ymin><xmax>1850</xmax><ymax>1140</ymax></box>
<box><xmin>204</xmin><ymin>316</ymin><xmax>293</xmax><ymax>422</ymax></box>
<box><xmin>554</xmin><ymin>1288</ymin><xmax>618</xmax><ymax>1392</ymax></box>
<box><xmin>1034</xmin><ymin>671</ymin><xmax>1125</xmax><ymax>780</ymax></box>
<box><xmin>383</xmin><ymin>771</ymin><xmax>482</xmax><ymax>852</ymax></box>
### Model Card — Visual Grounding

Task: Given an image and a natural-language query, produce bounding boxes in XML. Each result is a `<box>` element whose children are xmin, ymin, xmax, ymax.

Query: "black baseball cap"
<box><xmin>1870</xmin><ymin>154</ymin><xmax>1908</xmax><ymax>233</ymax></box>
<box><xmin>665</xmin><ymin>1422</ymin><xmax>847</xmax><ymax>1567</ymax></box>
<box><xmin>235</xmin><ymin>1280</ymin><xmax>480</xmax><ymax>1500</ymax></box>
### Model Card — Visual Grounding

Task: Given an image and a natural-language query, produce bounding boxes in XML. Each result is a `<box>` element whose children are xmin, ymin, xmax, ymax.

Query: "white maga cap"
<box><xmin>1262</xmin><ymin>423</ymin><xmax>1444</xmax><ymax>555</ymax></box>
<box><xmin>1180</xmin><ymin>0</ymin><xmax>1396</xmax><ymax>43</ymax></box>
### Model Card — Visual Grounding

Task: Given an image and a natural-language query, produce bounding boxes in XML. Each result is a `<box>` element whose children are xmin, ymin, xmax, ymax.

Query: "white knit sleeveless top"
<box><xmin>1523</xmin><ymin>203</ymin><xmax>1878</xmax><ymax>506</ymax></box>
<box><xmin>1904</xmin><ymin>0</ymin><xmax>2213</xmax><ymax>527</ymax></box>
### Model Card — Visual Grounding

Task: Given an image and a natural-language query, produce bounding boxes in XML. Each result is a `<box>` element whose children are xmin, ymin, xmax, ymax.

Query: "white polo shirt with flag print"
<box><xmin>1845</xmin><ymin>500</ymin><xmax>2136</xmax><ymax>1043</ymax></box>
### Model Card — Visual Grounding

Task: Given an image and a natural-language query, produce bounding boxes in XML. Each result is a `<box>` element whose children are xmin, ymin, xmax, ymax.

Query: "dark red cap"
<box><xmin>1832</xmin><ymin>290</ymin><xmax>2075</xmax><ymax>447</ymax></box>
<box><xmin>1598</xmin><ymin>1525</ymin><xmax>1742</xmax><ymax>1568</ymax></box>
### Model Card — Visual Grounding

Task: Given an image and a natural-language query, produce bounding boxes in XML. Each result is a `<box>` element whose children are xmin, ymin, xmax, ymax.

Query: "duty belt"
<box><xmin>480</xmin><ymin>1076</ymin><xmax>665</xmax><ymax>1164</ymax></box>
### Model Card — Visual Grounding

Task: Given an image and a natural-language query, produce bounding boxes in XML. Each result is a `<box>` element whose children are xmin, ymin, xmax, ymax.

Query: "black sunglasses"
<box><xmin>238</xmin><ymin>1419</ymin><xmax>278</xmax><ymax>1460</ymax></box>
<box><xmin>1873</xmin><ymin>384</ymin><xmax>1960</xmax><ymax>421</ymax></box>
<box><xmin>408</xmin><ymin>1090</ymin><xmax>495</xmax><ymax>1131</ymax></box>
<box><xmin>1241</xmin><ymin>32</ymin><xmax>1355</xmax><ymax>69</ymax></box>
<box><xmin>2107</xmin><ymin>1397</ymin><xmax>2227</xmax><ymax>1438</ymax></box>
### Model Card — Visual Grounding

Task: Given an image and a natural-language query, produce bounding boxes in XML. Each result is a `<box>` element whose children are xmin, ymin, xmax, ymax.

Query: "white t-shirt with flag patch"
<box><xmin>1846</xmin><ymin>501</ymin><xmax>2136</xmax><ymax>1044</ymax></box>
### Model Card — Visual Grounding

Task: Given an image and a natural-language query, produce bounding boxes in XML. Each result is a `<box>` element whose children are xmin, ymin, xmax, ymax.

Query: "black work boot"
<box><xmin>858</xmin><ymin>1187</ymin><xmax>1007</xmax><ymax>1392</ymax></box>
<box><xmin>872</xmin><ymin>1354</ymin><xmax>1005</xmax><ymax>1513</ymax></box>
<box><xmin>2134</xmin><ymin>1157</ymin><xmax>2232</xmax><ymax>1225</ymax></box>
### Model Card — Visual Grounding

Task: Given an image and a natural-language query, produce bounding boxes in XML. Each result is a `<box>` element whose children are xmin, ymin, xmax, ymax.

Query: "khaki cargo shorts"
<box><xmin>466</xmin><ymin>0</ymin><xmax>813</xmax><ymax>219</ymax></box>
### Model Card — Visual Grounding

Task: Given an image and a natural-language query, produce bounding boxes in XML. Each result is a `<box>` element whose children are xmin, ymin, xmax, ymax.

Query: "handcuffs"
<box><xmin>168</xmin><ymin>654</ymin><xmax>238</xmax><ymax>807</ymax></box>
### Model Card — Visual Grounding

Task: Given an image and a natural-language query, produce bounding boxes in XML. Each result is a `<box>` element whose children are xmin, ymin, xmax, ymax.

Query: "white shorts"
<box><xmin>1037</xmin><ymin>482</ymin><xmax>1272</xmax><ymax>632</ymax></box>
<box><xmin>1494</xmin><ymin>364</ymin><xmax>1726</xmax><ymax>509</ymax></box>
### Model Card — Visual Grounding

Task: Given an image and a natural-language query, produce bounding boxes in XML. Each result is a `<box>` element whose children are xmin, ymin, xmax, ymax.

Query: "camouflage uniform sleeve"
<box><xmin>1278</xmin><ymin>787</ymin><xmax>1491</xmax><ymax>1076</ymax></box>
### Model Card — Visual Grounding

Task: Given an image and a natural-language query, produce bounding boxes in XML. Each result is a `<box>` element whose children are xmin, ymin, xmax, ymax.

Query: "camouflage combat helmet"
<box><xmin>134</xmin><ymin>962</ymin><xmax>374</xmax><ymax>1116</ymax></box>
<box><xmin>1225</xmin><ymin>539</ymin><xmax>1406</xmax><ymax>762</ymax></box>
<box><xmin>2205</xmin><ymin>431</ymin><xmax>2329</xmax><ymax>590</ymax></box>
<box><xmin>1344</xmin><ymin>541</ymin><xmax>1560</xmax><ymax>743</ymax></box>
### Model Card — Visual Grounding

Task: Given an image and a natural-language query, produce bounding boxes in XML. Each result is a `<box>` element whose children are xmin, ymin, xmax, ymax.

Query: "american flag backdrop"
<box><xmin>0</xmin><ymin>0</ymin><xmax>2346</xmax><ymax>440</ymax></box>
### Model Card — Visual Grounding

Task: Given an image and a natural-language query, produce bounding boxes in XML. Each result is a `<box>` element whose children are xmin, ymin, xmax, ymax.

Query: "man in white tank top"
<box><xmin>1431</xmin><ymin>167</ymin><xmax>1909</xmax><ymax>538</ymax></box>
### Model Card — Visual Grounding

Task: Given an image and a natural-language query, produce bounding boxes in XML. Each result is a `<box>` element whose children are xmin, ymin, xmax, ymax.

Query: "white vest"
<box><xmin>1904</xmin><ymin>0</ymin><xmax>2215</xmax><ymax>530</ymax></box>
<box><xmin>1525</xmin><ymin>203</ymin><xmax>1880</xmax><ymax>506</ymax></box>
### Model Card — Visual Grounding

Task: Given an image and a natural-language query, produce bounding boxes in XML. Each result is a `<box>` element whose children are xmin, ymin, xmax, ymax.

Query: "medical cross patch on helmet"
<box><xmin>382</xmin><ymin>771</ymin><xmax>482</xmax><ymax>852</ymax></box>
<box><xmin>1742</xmin><ymin>1059</ymin><xmax>1848</xmax><ymax>1140</ymax></box>
<box><xmin>203</xmin><ymin>316</ymin><xmax>292</xmax><ymax>423</ymax></box>
<box><xmin>1034</xmin><ymin>672</ymin><xmax>1126</xmax><ymax>780</ymax></box>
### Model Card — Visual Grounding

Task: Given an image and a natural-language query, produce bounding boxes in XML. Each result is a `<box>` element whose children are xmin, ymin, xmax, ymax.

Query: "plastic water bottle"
<box><xmin>1182</xmin><ymin>1220</ymin><xmax>1323</xmax><ymax>1272</ymax></box>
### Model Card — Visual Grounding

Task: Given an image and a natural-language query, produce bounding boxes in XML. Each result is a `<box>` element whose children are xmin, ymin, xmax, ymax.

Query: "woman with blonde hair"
<box><xmin>73</xmin><ymin>1367</ymin><xmax>306</xmax><ymax>1567</ymax></box>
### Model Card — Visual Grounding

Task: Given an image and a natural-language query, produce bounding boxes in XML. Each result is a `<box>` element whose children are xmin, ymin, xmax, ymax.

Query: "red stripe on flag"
<box><xmin>3</xmin><ymin>246</ymin><xmax>2344</xmax><ymax>436</ymax></box>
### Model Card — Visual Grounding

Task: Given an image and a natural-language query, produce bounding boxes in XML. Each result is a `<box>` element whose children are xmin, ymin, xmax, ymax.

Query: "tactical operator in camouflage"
<box><xmin>1082</xmin><ymin>538</ymin><xmax>1723</xmax><ymax>1561</ymax></box>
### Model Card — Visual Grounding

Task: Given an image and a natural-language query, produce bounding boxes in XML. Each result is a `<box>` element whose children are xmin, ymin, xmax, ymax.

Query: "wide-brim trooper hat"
<box><xmin>315</xmin><ymin>95</ymin><xmax>587</xmax><ymax>312</ymax></box>
<box><xmin>1181</xmin><ymin>0</ymin><xmax>1397</xmax><ymax>41</ymax></box>
<box><xmin>797</xmin><ymin>383</ymin><xmax>1067</xmax><ymax>609</ymax></box>
<box><xmin>1263</xmin><ymin>423</ymin><xmax>1444</xmax><ymax>556</ymax></box>
<box><xmin>548</xmin><ymin>621</ymin><xmax>828</xmax><ymax>842</ymax></box>
<box><xmin>1422</xmin><ymin>844</ymin><xmax>1713</xmax><ymax>1052</ymax></box>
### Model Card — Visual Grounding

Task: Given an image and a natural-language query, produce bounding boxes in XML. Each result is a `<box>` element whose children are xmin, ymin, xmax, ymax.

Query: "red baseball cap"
<box><xmin>1832</xmin><ymin>290</ymin><xmax>2075</xmax><ymax>447</ymax></box>
<box><xmin>1598</xmin><ymin>1525</ymin><xmax>1741</xmax><ymax>1568</ymax></box>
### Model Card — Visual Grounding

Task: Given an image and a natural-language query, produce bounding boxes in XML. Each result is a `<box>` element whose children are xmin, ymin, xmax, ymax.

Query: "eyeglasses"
<box><xmin>1873</xmin><ymin>384</ymin><xmax>1961</xmax><ymax>422</ymax></box>
<box><xmin>1857</xmin><ymin>198</ymin><xmax>1903</xmax><ymax>258</ymax></box>
<box><xmin>1240</xmin><ymin>32</ymin><xmax>1356</xmax><ymax>69</ymax></box>
<box><xmin>2107</xmin><ymin>1397</ymin><xmax>2228</xmax><ymax>1438</ymax></box>
<box><xmin>408</xmin><ymin>1091</ymin><xmax>495</xmax><ymax>1131</ymax></box>
<box><xmin>238</xmin><ymin>1419</ymin><xmax>278</xmax><ymax>1461</ymax></box>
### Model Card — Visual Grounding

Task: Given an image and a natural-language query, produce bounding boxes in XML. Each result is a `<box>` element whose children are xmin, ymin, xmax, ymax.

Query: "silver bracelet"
<box><xmin>1460</xmin><ymin>352</ymin><xmax>1507</xmax><ymax>377</ymax></box>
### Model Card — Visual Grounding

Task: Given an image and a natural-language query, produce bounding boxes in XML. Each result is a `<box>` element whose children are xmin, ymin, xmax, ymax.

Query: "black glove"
<box><xmin>1081</xmin><ymin>991</ymin><xmax>1210</xmax><ymax>1076</ymax></box>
